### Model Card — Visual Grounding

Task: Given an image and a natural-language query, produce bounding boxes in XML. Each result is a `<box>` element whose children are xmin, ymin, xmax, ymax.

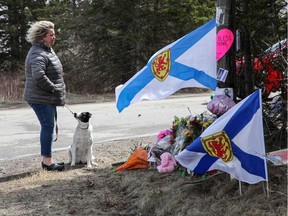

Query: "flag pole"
<box><xmin>266</xmin><ymin>182</ymin><xmax>270</xmax><ymax>198</ymax></box>
<box><xmin>231</xmin><ymin>175</ymin><xmax>242</xmax><ymax>196</ymax></box>
<box><xmin>239</xmin><ymin>180</ymin><xmax>242</xmax><ymax>196</ymax></box>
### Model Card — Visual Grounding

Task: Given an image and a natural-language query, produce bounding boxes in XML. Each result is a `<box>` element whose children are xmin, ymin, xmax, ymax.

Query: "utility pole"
<box><xmin>216</xmin><ymin>0</ymin><xmax>236</xmax><ymax>101</ymax></box>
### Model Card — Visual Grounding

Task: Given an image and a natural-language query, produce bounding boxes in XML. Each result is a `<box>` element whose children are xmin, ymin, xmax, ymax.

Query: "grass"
<box><xmin>1</xmin><ymin>163</ymin><xmax>287</xmax><ymax>216</ymax></box>
<box><xmin>0</xmin><ymin>74</ymin><xmax>24</xmax><ymax>102</ymax></box>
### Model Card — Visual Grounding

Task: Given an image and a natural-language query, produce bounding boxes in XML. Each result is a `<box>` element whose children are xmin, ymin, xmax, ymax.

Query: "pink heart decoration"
<box><xmin>216</xmin><ymin>29</ymin><xmax>234</xmax><ymax>62</ymax></box>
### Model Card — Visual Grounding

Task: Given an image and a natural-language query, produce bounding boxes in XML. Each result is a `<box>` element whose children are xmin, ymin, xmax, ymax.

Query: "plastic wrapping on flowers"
<box><xmin>148</xmin><ymin>131</ymin><xmax>175</xmax><ymax>166</ymax></box>
<box><xmin>148</xmin><ymin>112</ymin><xmax>216</xmax><ymax>167</ymax></box>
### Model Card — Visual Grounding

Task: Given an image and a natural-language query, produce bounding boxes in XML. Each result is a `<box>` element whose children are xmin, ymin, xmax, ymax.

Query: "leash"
<box><xmin>54</xmin><ymin>104</ymin><xmax>74</xmax><ymax>142</ymax></box>
<box><xmin>54</xmin><ymin>106</ymin><xmax>58</xmax><ymax>142</ymax></box>
<box><xmin>64</xmin><ymin>104</ymin><xmax>74</xmax><ymax>115</ymax></box>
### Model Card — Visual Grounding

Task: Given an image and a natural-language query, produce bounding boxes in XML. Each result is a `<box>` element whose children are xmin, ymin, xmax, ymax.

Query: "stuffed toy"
<box><xmin>157</xmin><ymin>152</ymin><xmax>177</xmax><ymax>173</ymax></box>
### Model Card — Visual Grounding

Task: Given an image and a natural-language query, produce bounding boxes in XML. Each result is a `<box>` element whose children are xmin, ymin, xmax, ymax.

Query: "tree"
<box><xmin>0</xmin><ymin>0</ymin><xmax>50</xmax><ymax>73</ymax></box>
<box><xmin>60</xmin><ymin>0</ymin><xmax>216</xmax><ymax>94</ymax></box>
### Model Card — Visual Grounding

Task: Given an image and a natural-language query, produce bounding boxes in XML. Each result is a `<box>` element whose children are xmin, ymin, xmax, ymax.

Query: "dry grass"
<box><xmin>0</xmin><ymin>74</ymin><xmax>24</xmax><ymax>103</ymax></box>
<box><xmin>0</xmin><ymin>73</ymin><xmax>117</xmax><ymax>109</ymax></box>
<box><xmin>0</xmin><ymin>166</ymin><xmax>287</xmax><ymax>216</ymax></box>
<box><xmin>0</xmin><ymin>138</ymin><xmax>287</xmax><ymax>216</ymax></box>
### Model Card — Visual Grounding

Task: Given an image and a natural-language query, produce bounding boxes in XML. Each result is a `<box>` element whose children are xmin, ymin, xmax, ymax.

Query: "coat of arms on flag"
<box><xmin>151</xmin><ymin>49</ymin><xmax>171</xmax><ymax>82</ymax></box>
<box><xmin>175</xmin><ymin>90</ymin><xmax>268</xmax><ymax>184</ymax></box>
<box><xmin>201</xmin><ymin>130</ymin><xmax>234</xmax><ymax>163</ymax></box>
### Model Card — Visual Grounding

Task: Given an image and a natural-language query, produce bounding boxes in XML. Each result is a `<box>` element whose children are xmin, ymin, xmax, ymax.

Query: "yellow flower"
<box><xmin>203</xmin><ymin>122</ymin><xmax>211</xmax><ymax>128</ymax></box>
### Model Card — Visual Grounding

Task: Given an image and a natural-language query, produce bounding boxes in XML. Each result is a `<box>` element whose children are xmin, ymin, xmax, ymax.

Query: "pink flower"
<box><xmin>157</xmin><ymin>129</ymin><xmax>173</xmax><ymax>142</ymax></box>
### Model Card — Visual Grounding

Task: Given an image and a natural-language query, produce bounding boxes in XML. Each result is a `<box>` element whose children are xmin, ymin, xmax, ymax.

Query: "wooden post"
<box><xmin>216</xmin><ymin>0</ymin><xmax>236</xmax><ymax>101</ymax></box>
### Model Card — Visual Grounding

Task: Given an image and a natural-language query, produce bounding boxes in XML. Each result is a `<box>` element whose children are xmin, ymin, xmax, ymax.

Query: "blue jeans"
<box><xmin>28</xmin><ymin>103</ymin><xmax>56</xmax><ymax>157</ymax></box>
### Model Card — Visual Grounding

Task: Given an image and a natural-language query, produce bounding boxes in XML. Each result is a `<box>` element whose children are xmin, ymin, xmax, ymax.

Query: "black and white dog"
<box><xmin>68</xmin><ymin>112</ymin><xmax>95</xmax><ymax>168</ymax></box>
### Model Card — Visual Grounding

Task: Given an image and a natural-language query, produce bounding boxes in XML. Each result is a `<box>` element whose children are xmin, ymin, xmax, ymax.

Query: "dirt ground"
<box><xmin>0</xmin><ymin>135</ymin><xmax>287</xmax><ymax>216</ymax></box>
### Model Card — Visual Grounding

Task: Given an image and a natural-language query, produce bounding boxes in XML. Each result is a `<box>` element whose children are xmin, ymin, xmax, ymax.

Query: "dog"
<box><xmin>68</xmin><ymin>112</ymin><xmax>95</xmax><ymax>168</ymax></box>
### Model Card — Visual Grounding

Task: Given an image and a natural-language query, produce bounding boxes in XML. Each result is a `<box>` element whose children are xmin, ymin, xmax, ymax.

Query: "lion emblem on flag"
<box><xmin>151</xmin><ymin>49</ymin><xmax>171</xmax><ymax>81</ymax></box>
<box><xmin>201</xmin><ymin>131</ymin><xmax>234</xmax><ymax>162</ymax></box>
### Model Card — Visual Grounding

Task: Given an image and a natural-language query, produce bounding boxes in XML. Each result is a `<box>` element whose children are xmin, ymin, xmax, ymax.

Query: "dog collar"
<box><xmin>79</xmin><ymin>125</ymin><xmax>89</xmax><ymax>129</ymax></box>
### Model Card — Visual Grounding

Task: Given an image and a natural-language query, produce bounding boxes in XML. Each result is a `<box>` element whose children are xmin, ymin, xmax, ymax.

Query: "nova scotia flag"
<box><xmin>175</xmin><ymin>90</ymin><xmax>268</xmax><ymax>184</ymax></box>
<box><xmin>115</xmin><ymin>19</ymin><xmax>216</xmax><ymax>112</ymax></box>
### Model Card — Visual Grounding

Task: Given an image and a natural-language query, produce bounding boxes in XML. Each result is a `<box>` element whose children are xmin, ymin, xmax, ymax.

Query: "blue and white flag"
<box><xmin>175</xmin><ymin>90</ymin><xmax>268</xmax><ymax>184</ymax></box>
<box><xmin>115</xmin><ymin>19</ymin><xmax>217</xmax><ymax>112</ymax></box>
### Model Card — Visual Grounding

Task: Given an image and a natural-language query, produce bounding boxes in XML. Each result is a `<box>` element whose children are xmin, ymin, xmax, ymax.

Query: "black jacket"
<box><xmin>24</xmin><ymin>41</ymin><xmax>66</xmax><ymax>106</ymax></box>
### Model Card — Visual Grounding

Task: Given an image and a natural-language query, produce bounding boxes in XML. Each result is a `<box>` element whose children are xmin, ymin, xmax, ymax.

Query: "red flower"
<box><xmin>252</xmin><ymin>54</ymin><xmax>284</xmax><ymax>95</ymax></box>
<box><xmin>265</xmin><ymin>69</ymin><xmax>283</xmax><ymax>94</ymax></box>
<box><xmin>253</xmin><ymin>58</ymin><xmax>263</xmax><ymax>71</ymax></box>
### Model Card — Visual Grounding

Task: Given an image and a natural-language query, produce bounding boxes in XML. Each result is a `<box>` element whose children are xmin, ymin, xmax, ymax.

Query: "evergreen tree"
<box><xmin>63</xmin><ymin>0</ymin><xmax>216</xmax><ymax>94</ymax></box>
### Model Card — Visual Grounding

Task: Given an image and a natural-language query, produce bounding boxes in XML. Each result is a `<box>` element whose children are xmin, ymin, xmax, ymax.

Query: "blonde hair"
<box><xmin>26</xmin><ymin>21</ymin><xmax>54</xmax><ymax>44</ymax></box>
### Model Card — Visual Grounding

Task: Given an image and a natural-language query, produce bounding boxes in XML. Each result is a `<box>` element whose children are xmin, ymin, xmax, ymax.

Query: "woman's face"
<box><xmin>42</xmin><ymin>28</ymin><xmax>56</xmax><ymax>47</ymax></box>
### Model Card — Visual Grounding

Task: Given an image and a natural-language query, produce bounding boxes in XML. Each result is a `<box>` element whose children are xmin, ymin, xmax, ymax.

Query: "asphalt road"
<box><xmin>0</xmin><ymin>93</ymin><xmax>211</xmax><ymax>160</ymax></box>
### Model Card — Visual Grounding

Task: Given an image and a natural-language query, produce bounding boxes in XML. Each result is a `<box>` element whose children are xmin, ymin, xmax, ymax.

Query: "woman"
<box><xmin>24</xmin><ymin>21</ymin><xmax>66</xmax><ymax>171</ymax></box>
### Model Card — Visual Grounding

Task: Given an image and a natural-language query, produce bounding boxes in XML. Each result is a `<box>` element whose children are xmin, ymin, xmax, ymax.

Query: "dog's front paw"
<box><xmin>70</xmin><ymin>162</ymin><xmax>76</xmax><ymax>167</ymax></box>
<box><xmin>91</xmin><ymin>161</ymin><xmax>98</xmax><ymax>167</ymax></box>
